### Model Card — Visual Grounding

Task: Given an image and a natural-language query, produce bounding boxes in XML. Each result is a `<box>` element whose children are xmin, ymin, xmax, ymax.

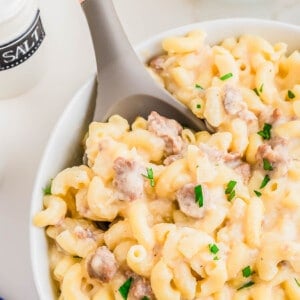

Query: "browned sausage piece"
<box><xmin>199</xmin><ymin>143</ymin><xmax>240</xmax><ymax>163</ymax></box>
<box><xmin>223</xmin><ymin>85</ymin><xmax>246</xmax><ymax>115</ymax></box>
<box><xmin>233</xmin><ymin>162</ymin><xmax>251</xmax><ymax>183</ymax></box>
<box><xmin>256</xmin><ymin>136</ymin><xmax>289</xmax><ymax>176</ymax></box>
<box><xmin>73</xmin><ymin>225</ymin><xmax>94</xmax><ymax>239</ymax></box>
<box><xmin>260</xmin><ymin>108</ymin><xmax>283</xmax><ymax>126</ymax></box>
<box><xmin>176</xmin><ymin>183</ymin><xmax>210</xmax><ymax>219</ymax></box>
<box><xmin>123</xmin><ymin>270</ymin><xmax>155</xmax><ymax>300</ymax></box>
<box><xmin>163</xmin><ymin>153</ymin><xmax>184</xmax><ymax>165</ymax></box>
<box><xmin>222</xmin><ymin>85</ymin><xmax>256</xmax><ymax>123</ymax></box>
<box><xmin>87</xmin><ymin>246</ymin><xmax>118</xmax><ymax>283</ymax></box>
<box><xmin>148</xmin><ymin>111</ymin><xmax>183</xmax><ymax>155</ymax></box>
<box><xmin>113</xmin><ymin>157</ymin><xmax>144</xmax><ymax>201</ymax></box>
<box><xmin>149</xmin><ymin>55</ymin><xmax>166</xmax><ymax>71</ymax></box>
<box><xmin>128</xmin><ymin>275</ymin><xmax>154</xmax><ymax>300</ymax></box>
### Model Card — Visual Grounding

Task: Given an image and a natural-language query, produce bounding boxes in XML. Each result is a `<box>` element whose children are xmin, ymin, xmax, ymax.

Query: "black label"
<box><xmin>0</xmin><ymin>10</ymin><xmax>45</xmax><ymax>71</ymax></box>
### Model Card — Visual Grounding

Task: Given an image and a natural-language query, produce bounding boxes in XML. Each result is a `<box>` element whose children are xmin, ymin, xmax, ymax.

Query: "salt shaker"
<box><xmin>0</xmin><ymin>0</ymin><xmax>47</xmax><ymax>99</ymax></box>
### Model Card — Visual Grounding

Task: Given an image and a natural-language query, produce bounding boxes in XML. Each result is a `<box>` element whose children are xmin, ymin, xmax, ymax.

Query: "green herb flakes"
<box><xmin>195</xmin><ymin>185</ymin><xmax>204</xmax><ymax>207</ymax></box>
<box><xmin>259</xmin><ymin>83</ymin><xmax>264</xmax><ymax>93</ymax></box>
<box><xmin>253</xmin><ymin>84</ymin><xmax>264</xmax><ymax>95</ymax></box>
<box><xmin>260</xmin><ymin>175</ymin><xmax>270</xmax><ymax>189</ymax></box>
<box><xmin>242</xmin><ymin>266</ymin><xmax>253</xmax><ymax>278</ymax></box>
<box><xmin>237</xmin><ymin>281</ymin><xmax>255</xmax><ymax>291</ymax></box>
<box><xmin>294</xmin><ymin>278</ymin><xmax>300</xmax><ymax>287</ymax></box>
<box><xmin>119</xmin><ymin>277</ymin><xmax>133</xmax><ymax>300</ymax></box>
<box><xmin>225</xmin><ymin>180</ymin><xmax>237</xmax><ymax>194</ymax></box>
<box><xmin>288</xmin><ymin>90</ymin><xmax>296</xmax><ymax>99</ymax></box>
<box><xmin>142</xmin><ymin>168</ymin><xmax>155</xmax><ymax>187</ymax></box>
<box><xmin>225</xmin><ymin>180</ymin><xmax>237</xmax><ymax>201</ymax></box>
<box><xmin>254</xmin><ymin>190</ymin><xmax>262</xmax><ymax>197</ymax></box>
<box><xmin>263</xmin><ymin>158</ymin><xmax>273</xmax><ymax>171</ymax></box>
<box><xmin>43</xmin><ymin>179</ymin><xmax>53</xmax><ymax>196</ymax></box>
<box><xmin>220</xmin><ymin>72</ymin><xmax>233</xmax><ymax>81</ymax></box>
<box><xmin>257</xmin><ymin>123</ymin><xmax>272</xmax><ymax>140</ymax></box>
<box><xmin>253</xmin><ymin>88</ymin><xmax>259</xmax><ymax>96</ymax></box>
<box><xmin>227</xmin><ymin>190</ymin><xmax>235</xmax><ymax>201</ymax></box>
<box><xmin>209</xmin><ymin>243</ymin><xmax>219</xmax><ymax>254</ymax></box>
<box><xmin>195</xmin><ymin>83</ymin><xmax>204</xmax><ymax>89</ymax></box>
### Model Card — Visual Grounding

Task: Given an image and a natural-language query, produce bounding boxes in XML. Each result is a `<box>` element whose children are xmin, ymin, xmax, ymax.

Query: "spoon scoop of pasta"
<box><xmin>81</xmin><ymin>0</ymin><xmax>207</xmax><ymax>130</ymax></box>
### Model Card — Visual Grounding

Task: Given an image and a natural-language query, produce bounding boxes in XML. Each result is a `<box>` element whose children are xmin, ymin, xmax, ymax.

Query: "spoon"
<box><xmin>81</xmin><ymin>0</ymin><xmax>207</xmax><ymax>130</ymax></box>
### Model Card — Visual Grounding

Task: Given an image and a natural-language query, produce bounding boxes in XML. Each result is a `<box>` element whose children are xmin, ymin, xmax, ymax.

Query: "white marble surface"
<box><xmin>0</xmin><ymin>0</ymin><xmax>299</xmax><ymax>299</ymax></box>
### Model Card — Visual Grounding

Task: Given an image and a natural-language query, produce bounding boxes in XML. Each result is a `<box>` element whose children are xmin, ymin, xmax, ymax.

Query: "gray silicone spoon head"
<box><xmin>81</xmin><ymin>0</ymin><xmax>207</xmax><ymax>130</ymax></box>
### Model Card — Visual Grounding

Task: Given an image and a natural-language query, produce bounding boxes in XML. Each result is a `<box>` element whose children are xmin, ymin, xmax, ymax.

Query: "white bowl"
<box><xmin>30</xmin><ymin>18</ymin><xmax>300</xmax><ymax>299</ymax></box>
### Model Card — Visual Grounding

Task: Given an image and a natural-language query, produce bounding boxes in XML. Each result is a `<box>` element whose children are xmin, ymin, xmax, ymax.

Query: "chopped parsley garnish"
<box><xmin>260</xmin><ymin>175</ymin><xmax>270</xmax><ymax>189</ymax></box>
<box><xmin>43</xmin><ymin>179</ymin><xmax>53</xmax><ymax>195</ymax></box>
<box><xmin>263</xmin><ymin>158</ymin><xmax>273</xmax><ymax>171</ymax></box>
<box><xmin>254</xmin><ymin>190</ymin><xmax>262</xmax><ymax>197</ymax></box>
<box><xmin>254</xmin><ymin>84</ymin><xmax>264</xmax><ymax>95</ymax></box>
<box><xmin>257</xmin><ymin>123</ymin><xmax>272</xmax><ymax>140</ymax></box>
<box><xmin>196</xmin><ymin>104</ymin><xmax>201</xmax><ymax>109</ymax></box>
<box><xmin>259</xmin><ymin>83</ymin><xmax>264</xmax><ymax>93</ymax></box>
<box><xmin>119</xmin><ymin>277</ymin><xmax>133</xmax><ymax>300</ymax></box>
<box><xmin>142</xmin><ymin>168</ymin><xmax>155</xmax><ymax>187</ymax></box>
<box><xmin>195</xmin><ymin>83</ymin><xmax>204</xmax><ymax>89</ymax></box>
<box><xmin>294</xmin><ymin>278</ymin><xmax>300</xmax><ymax>287</ymax></box>
<box><xmin>237</xmin><ymin>281</ymin><xmax>255</xmax><ymax>291</ymax></box>
<box><xmin>242</xmin><ymin>266</ymin><xmax>253</xmax><ymax>278</ymax></box>
<box><xmin>288</xmin><ymin>90</ymin><xmax>296</xmax><ymax>99</ymax></box>
<box><xmin>220</xmin><ymin>72</ymin><xmax>233</xmax><ymax>81</ymax></box>
<box><xmin>142</xmin><ymin>297</ymin><xmax>150</xmax><ymax>300</ymax></box>
<box><xmin>227</xmin><ymin>190</ymin><xmax>235</xmax><ymax>201</ymax></box>
<box><xmin>194</xmin><ymin>185</ymin><xmax>204</xmax><ymax>207</ymax></box>
<box><xmin>213</xmin><ymin>256</ymin><xmax>219</xmax><ymax>260</ymax></box>
<box><xmin>225</xmin><ymin>180</ymin><xmax>237</xmax><ymax>194</ymax></box>
<box><xmin>209</xmin><ymin>243</ymin><xmax>219</xmax><ymax>254</ymax></box>
<box><xmin>253</xmin><ymin>88</ymin><xmax>259</xmax><ymax>96</ymax></box>
<box><xmin>225</xmin><ymin>180</ymin><xmax>237</xmax><ymax>201</ymax></box>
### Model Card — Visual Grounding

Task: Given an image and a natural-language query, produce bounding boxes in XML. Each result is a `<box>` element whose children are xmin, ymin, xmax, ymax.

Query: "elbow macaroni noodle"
<box><xmin>34</xmin><ymin>30</ymin><xmax>300</xmax><ymax>299</ymax></box>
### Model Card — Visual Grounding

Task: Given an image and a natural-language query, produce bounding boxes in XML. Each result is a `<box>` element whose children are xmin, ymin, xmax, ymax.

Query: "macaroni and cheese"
<box><xmin>34</xmin><ymin>30</ymin><xmax>300</xmax><ymax>300</ymax></box>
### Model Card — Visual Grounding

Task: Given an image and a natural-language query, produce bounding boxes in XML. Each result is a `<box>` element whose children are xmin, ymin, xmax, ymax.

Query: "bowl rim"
<box><xmin>135</xmin><ymin>17</ymin><xmax>300</xmax><ymax>53</ymax></box>
<box><xmin>29</xmin><ymin>75</ymin><xmax>97</xmax><ymax>299</ymax></box>
<box><xmin>29</xmin><ymin>17</ymin><xmax>300</xmax><ymax>299</ymax></box>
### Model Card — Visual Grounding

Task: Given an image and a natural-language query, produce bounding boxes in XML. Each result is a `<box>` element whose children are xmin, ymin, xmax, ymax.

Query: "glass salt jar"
<box><xmin>0</xmin><ymin>0</ymin><xmax>47</xmax><ymax>99</ymax></box>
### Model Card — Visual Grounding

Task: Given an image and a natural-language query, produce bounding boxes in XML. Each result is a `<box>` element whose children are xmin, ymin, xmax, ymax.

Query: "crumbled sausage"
<box><xmin>113</xmin><ymin>157</ymin><xmax>144</xmax><ymax>201</ymax></box>
<box><xmin>129</xmin><ymin>276</ymin><xmax>154</xmax><ymax>300</ymax></box>
<box><xmin>124</xmin><ymin>271</ymin><xmax>154</xmax><ymax>300</ymax></box>
<box><xmin>163</xmin><ymin>153</ymin><xmax>184</xmax><ymax>165</ymax></box>
<box><xmin>222</xmin><ymin>85</ymin><xmax>257</xmax><ymax>123</ymax></box>
<box><xmin>199</xmin><ymin>143</ymin><xmax>240</xmax><ymax>163</ymax></box>
<box><xmin>148</xmin><ymin>111</ymin><xmax>183</xmax><ymax>155</ymax></box>
<box><xmin>176</xmin><ymin>183</ymin><xmax>209</xmax><ymax>219</ymax></box>
<box><xmin>238</xmin><ymin>109</ymin><xmax>257</xmax><ymax>123</ymax></box>
<box><xmin>260</xmin><ymin>108</ymin><xmax>283</xmax><ymax>125</ymax></box>
<box><xmin>87</xmin><ymin>246</ymin><xmax>118</xmax><ymax>283</ymax></box>
<box><xmin>234</xmin><ymin>162</ymin><xmax>251</xmax><ymax>183</ymax></box>
<box><xmin>256</xmin><ymin>136</ymin><xmax>289</xmax><ymax>176</ymax></box>
<box><xmin>270</xmin><ymin>108</ymin><xmax>282</xmax><ymax>124</ymax></box>
<box><xmin>149</xmin><ymin>55</ymin><xmax>166</xmax><ymax>71</ymax></box>
<box><xmin>74</xmin><ymin>225</ymin><xmax>94</xmax><ymax>239</ymax></box>
<box><xmin>223</xmin><ymin>85</ymin><xmax>246</xmax><ymax>115</ymax></box>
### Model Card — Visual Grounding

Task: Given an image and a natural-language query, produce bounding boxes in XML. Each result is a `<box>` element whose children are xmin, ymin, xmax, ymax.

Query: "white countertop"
<box><xmin>0</xmin><ymin>0</ymin><xmax>299</xmax><ymax>299</ymax></box>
